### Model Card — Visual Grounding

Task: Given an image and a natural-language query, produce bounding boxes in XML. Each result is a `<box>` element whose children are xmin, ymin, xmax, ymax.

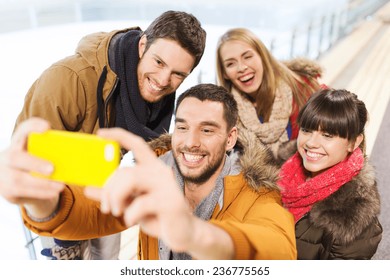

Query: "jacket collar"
<box><xmin>75</xmin><ymin>27</ymin><xmax>142</xmax><ymax>100</ymax></box>
<box><xmin>148</xmin><ymin>128</ymin><xmax>280</xmax><ymax>193</ymax></box>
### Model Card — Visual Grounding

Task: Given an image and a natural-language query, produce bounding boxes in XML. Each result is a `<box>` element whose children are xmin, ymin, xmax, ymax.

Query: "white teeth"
<box><xmin>183</xmin><ymin>153</ymin><xmax>203</xmax><ymax>162</ymax></box>
<box><xmin>239</xmin><ymin>73</ymin><xmax>253</xmax><ymax>82</ymax></box>
<box><xmin>149</xmin><ymin>80</ymin><xmax>162</xmax><ymax>91</ymax></box>
<box><xmin>306</xmin><ymin>151</ymin><xmax>322</xmax><ymax>158</ymax></box>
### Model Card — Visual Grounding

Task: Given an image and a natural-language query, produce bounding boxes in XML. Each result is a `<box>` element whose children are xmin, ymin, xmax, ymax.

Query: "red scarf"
<box><xmin>278</xmin><ymin>148</ymin><xmax>364</xmax><ymax>222</ymax></box>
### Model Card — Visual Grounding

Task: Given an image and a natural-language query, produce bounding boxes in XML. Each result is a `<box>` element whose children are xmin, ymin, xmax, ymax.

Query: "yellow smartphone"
<box><xmin>27</xmin><ymin>130</ymin><xmax>120</xmax><ymax>187</ymax></box>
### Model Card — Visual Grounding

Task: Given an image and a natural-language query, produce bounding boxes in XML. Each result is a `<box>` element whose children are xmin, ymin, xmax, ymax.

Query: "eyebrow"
<box><xmin>241</xmin><ymin>50</ymin><xmax>253</xmax><ymax>56</ymax></box>
<box><xmin>154</xmin><ymin>54</ymin><xmax>190</xmax><ymax>78</ymax></box>
<box><xmin>175</xmin><ymin>117</ymin><xmax>222</xmax><ymax>129</ymax></box>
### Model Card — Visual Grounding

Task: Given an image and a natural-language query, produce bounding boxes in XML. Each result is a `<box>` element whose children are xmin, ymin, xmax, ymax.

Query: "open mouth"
<box><xmin>182</xmin><ymin>152</ymin><xmax>205</xmax><ymax>166</ymax></box>
<box><xmin>148</xmin><ymin>78</ymin><xmax>163</xmax><ymax>92</ymax></box>
<box><xmin>238</xmin><ymin>73</ymin><xmax>254</xmax><ymax>83</ymax></box>
<box><xmin>305</xmin><ymin>150</ymin><xmax>324</xmax><ymax>161</ymax></box>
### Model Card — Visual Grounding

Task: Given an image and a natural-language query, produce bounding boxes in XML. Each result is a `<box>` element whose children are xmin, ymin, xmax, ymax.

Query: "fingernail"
<box><xmin>43</xmin><ymin>164</ymin><xmax>54</xmax><ymax>175</ymax></box>
<box><xmin>100</xmin><ymin>200</ymin><xmax>108</xmax><ymax>213</ymax></box>
<box><xmin>112</xmin><ymin>206</ymin><xmax>121</xmax><ymax>217</ymax></box>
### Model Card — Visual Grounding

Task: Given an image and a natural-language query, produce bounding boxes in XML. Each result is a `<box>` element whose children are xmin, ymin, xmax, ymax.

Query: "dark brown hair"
<box><xmin>175</xmin><ymin>83</ymin><xmax>238</xmax><ymax>131</ymax></box>
<box><xmin>298</xmin><ymin>88</ymin><xmax>368</xmax><ymax>152</ymax></box>
<box><xmin>143</xmin><ymin>10</ymin><xmax>206</xmax><ymax>71</ymax></box>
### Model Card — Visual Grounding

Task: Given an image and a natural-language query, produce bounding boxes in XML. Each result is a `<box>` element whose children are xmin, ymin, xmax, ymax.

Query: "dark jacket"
<box><xmin>295</xmin><ymin>161</ymin><xmax>382</xmax><ymax>259</ymax></box>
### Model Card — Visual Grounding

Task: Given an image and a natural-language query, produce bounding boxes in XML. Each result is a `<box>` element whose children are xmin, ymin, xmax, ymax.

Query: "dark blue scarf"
<box><xmin>104</xmin><ymin>29</ymin><xmax>175</xmax><ymax>141</ymax></box>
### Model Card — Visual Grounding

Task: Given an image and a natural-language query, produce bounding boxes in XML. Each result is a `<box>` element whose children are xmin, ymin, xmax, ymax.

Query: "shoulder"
<box><xmin>234</xmin><ymin>128</ymin><xmax>281</xmax><ymax>192</ymax></box>
<box><xmin>74</xmin><ymin>27</ymin><xmax>142</xmax><ymax>73</ymax></box>
<box><xmin>283</xmin><ymin>57</ymin><xmax>323</xmax><ymax>79</ymax></box>
<box><xmin>76</xmin><ymin>27</ymin><xmax>141</xmax><ymax>54</ymax></box>
<box><xmin>148</xmin><ymin>133</ymin><xmax>172</xmax><ymax>156</ymax></box>
<box><xmin>309</xmin><ymin>160</ymin><xmax>381</xmax><ymax>244</ymax></box>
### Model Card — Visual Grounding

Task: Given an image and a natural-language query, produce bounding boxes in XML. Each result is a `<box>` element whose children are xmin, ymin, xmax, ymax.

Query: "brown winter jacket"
<box><xmin>21</xmin><ymin>130</ymin><xmax>297</xmax><ymax>260</ymax></box>
<box><xmin>14</xmin><ymin>27</ymin><xmax>141</xmax><ymax>132</ymax></box>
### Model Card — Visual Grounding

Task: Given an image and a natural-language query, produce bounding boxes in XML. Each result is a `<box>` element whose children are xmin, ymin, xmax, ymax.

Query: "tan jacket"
<box><xmin>14</xmin><ymin>27</ymin><xmax>140</xmax><ymax>132</ymax></box>
<box><xmin>22</xmin><ymin>130</ymin><xmax>296</xmax><ymax>259</ymax></box>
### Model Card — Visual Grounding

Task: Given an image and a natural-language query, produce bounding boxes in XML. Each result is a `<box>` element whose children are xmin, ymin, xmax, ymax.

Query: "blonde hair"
<box><xmin>216</xmin><ymin>28</ymin><xmax>319</xmax><ymax>121</ymax></box>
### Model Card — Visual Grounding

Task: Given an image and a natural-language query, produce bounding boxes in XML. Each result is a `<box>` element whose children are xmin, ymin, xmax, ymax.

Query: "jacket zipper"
<box><xmin>103</xmin><ymin>76</ymin><xmax>119</xmax><ymax>128</ymax></box>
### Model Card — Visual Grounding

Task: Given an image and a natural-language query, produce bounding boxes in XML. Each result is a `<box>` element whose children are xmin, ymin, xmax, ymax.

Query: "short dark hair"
<box><xmin>175</xmin><ymin>83</ymin><xmax>238</xmax><ymax>131</ymax></box>
<box><xmin>298</xmin><ymin>88</ymin><xmax>368</xmax><ymax>144</ymax></box>
<box><xmin>142</xmin><ymin>10</ymin><xmax>206</xmax><ymax>71</ymax></box>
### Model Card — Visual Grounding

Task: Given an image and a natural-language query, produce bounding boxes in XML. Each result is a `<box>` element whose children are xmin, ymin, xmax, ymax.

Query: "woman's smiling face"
<box><xmin>297</xmin><ymin>128</ymin><xmax>356</xmax><ymax>177</ymax></box>
<box><xmin>219</xmin><ymin>40</ymin><xmax>264</xmax><ymax>98</ymax></box>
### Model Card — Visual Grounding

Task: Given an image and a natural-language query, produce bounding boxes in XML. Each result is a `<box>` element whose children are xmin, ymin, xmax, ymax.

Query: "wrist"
<box><xmin>189</xmin><ymin>219</ymin><xmax>235</xmax><ymax>259</ymax></box>
<box><xmin>25</xmin><ymin>205</ymin><xmax>59</xmax><ymax>222</ymax></box>
<box><xmin>24</xmin><ymin>195</ymin><xmax>60</xmax><ymax>222</ymax></box>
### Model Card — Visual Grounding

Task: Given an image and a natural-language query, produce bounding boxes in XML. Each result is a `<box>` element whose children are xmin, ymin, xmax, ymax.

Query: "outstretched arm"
<box><xmin>85</xmin><ymin>128</ymin><xmax>235</xmax><ymax>259</ymax></box>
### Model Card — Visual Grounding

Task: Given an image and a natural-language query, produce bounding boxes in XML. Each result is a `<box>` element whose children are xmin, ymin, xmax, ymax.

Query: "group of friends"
<box><xmin>0</xmin><ymin>10</ymin><xmax>382</xmax><ymax>260</ymax></box>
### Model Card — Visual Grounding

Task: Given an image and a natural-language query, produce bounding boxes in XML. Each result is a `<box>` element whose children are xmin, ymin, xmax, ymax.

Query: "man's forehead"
<box><xmin>176</xmin><ymin>98</ymin><xmax>225</xmax><ymax>123</ymax></box>
<box><xmin>147</xmin><ymin>38</ymin><xmax>194</xmax><ymax>71</ymax></box>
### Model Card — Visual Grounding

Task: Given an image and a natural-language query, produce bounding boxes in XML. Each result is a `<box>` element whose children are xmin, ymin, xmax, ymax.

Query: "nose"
<box><xmin>305</xmin><ymin>132</ymin><xmax>321</xmax><ymax>148</ymax></box>
<box><xmin>238</xmin><ymin>62</ymin><xmax>248</xmax><ymax>72</ymax></box>
<box><xmin>184</xmin><ymin>130</ymin><xmax>201</xmax><ymax>149</ymax></box>
<box><xmin>158</xmin><ymin>68</ymin><xmax>171</xmax><ymax>87</ymax></box>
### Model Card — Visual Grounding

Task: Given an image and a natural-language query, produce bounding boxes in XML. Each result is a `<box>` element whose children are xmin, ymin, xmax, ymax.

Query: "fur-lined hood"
<box><xmin>283</xmin><ymin>57</ymin><xmax>323</xmax><ymax>79</ymax></box>
<box><xmin>148</xmin><ymin>128</ymin><xmax>281</xmax><ymax>192</ymax></box>
<box><xmin>308</xmin><ymin>160</ymin><xmax>381</xmax><ymax>244</ymax></box>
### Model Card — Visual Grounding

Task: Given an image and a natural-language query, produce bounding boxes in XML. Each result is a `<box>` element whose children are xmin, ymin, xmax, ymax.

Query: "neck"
<box><xmin>184</xmin><ymin>154</ymin><xmax>228</xmax><ymax>211</ymax></box>
<box><xmin>184</xmin><ymin>180</ymin><xmax>217</xmax><ymax>211</ymax></box>
<box><xmin>178</xmin><ymin>154</ymin><xmax>228</xmax><ymax>211</ymax></box>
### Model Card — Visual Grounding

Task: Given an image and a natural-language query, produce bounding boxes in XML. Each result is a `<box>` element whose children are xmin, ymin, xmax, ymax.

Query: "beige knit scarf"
<box><xmin>231</xmin><ymin>81</ymin><xmax>292</xmax><ymax>156</ymax></box>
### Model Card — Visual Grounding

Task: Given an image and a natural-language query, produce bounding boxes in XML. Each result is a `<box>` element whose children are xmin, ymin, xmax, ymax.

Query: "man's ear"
<box><xmin>226</xmin><ymin>127</ymin><xmax>238</xmax><ymax>151</ymax></box>
<box><xmin>138</xmin><ymin>35</ymin><xmax>147</xmax><ymax>58</ymax></box>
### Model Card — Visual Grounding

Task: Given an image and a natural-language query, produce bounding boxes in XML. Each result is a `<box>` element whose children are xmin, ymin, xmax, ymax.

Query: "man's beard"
<box><xmin>173</xmin><ymin>143</ymin><xmax>227</xmax><ymax>185</ymax></box>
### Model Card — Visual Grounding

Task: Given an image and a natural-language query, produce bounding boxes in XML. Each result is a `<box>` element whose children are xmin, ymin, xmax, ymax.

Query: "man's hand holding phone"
<box><xmin>0</xmin><ymin>118</ymin><xmax>65</xmax><ymax>219</ymax></box>
<box><xmin>84</xmin><ymin>128</ymin><xmax>194</xmax><ymax>253</ymax></box>
<box><xmin>0</xmin><ymin>117</ymin><xmax>121</xmax><ymax>221</ymax></box>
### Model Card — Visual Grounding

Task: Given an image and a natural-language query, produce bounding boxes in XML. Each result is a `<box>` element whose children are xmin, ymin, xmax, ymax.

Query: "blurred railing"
<box><xmin>1</xmin><ymin>0</ymin><xmax>388</xmax><ymax>60</ymax></box>
<box><xmin>271</xmin><ymin>0</ymin><xmax>389</xmax><ymax>59</ymax></box>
